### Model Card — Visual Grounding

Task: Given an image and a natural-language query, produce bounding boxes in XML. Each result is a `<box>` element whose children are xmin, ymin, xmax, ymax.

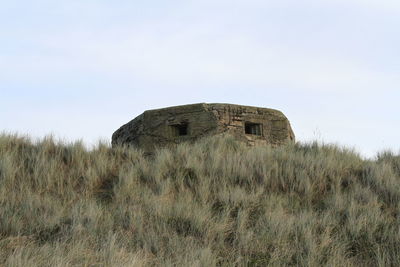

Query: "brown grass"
<box><xmin>0</xmin><ymin>133</ymin><xmax>399</xmax><ymax>266</ymax></box>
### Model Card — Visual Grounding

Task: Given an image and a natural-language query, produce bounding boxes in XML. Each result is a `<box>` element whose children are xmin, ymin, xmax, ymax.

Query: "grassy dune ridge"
<box><xmin>0</xmin><ymin>133</ymin><xmax>400</xmax><ymax>266</ymax></box>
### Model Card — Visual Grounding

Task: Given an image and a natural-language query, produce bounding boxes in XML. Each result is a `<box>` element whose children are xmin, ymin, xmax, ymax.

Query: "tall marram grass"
<box><xmin>1</xmin><ymin>133</ymin><xmax>400</xmax><ymax>266</ymax></box>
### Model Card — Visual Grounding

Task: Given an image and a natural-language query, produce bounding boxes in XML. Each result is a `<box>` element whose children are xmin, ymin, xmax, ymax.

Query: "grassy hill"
<box><xmin>0</xmin><ymin>133</ymin><xmax>399</xmax><ymax>266</ymax></box>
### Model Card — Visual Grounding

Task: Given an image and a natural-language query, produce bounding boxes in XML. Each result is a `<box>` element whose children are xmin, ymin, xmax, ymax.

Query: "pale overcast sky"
<box><xmin>1</xmin><ymin>0</ymin><xmax>399</xmax><ymax>157</ymax></box>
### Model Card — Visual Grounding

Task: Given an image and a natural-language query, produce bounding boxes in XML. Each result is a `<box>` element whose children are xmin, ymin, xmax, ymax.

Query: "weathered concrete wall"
<box><xmin>112</xmin><ymin>104</ymin><xmax>218</xmax><ymax>152</ymax></box>
<box><xmin>112</xmin><ymin>103</ymin><xmax>295</xmax><ymax>152</ymax></box>
<box><xmin>205</xmin><ymin>104</ymin><xmax>295</xmax><ymax>146</ymax></box>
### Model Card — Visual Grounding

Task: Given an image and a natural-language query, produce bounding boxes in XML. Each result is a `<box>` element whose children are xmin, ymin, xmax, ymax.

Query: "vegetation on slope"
<box><xmin>0</xmin><ymin>133</ymin><xmax>400</xmax><ymax>266</ymax></box>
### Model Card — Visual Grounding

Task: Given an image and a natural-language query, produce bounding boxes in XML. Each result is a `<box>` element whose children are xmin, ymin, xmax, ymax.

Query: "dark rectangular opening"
<box><xmin>171</xmin><ymin>123</ymin><xmax>188</xmax><ymax>136</ymax></box>
<box><xmin>245</xmin><ymin>122</ymin><xmax>262</xmax><ymax>136</ymax></box>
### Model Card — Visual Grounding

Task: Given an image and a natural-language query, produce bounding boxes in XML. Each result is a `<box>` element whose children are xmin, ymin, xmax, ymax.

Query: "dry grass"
<box><xmin>1</xmin><ymin>133</ymin><xmax>400</xmax><ymax>266</ymax></box>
